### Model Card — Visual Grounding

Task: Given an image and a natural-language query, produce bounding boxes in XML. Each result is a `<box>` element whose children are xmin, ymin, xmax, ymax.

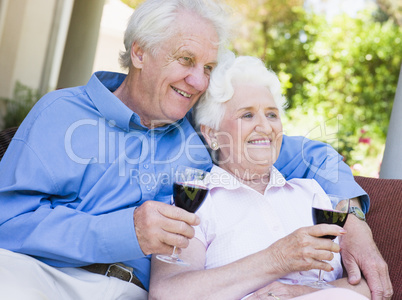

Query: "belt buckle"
<box><xmin>105</xmin><ymin>263</ymin><xmax>134</xmax><ymax>283</ymax></box>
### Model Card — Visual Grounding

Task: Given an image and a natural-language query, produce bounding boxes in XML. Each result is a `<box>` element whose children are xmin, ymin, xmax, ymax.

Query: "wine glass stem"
<box><xmin>318</xmin><ymin>270</ymin><xmax>324</xmax><ymax>282</ymax></box>
<box><xmin>171</xmin><ymin>246</ymin><xmax>178</xmax><ymax>258</ymax></box>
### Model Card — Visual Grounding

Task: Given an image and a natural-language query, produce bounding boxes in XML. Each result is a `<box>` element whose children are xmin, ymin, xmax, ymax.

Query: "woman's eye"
<box><xmin>267</xmin><ymin>112</ymin><xmax>278</xmax><ymax>119</ymax></box>
<box><xmin>241</xmin><ymin>113</ymin><xmax>253</xmax><ymax>119</ymax></box>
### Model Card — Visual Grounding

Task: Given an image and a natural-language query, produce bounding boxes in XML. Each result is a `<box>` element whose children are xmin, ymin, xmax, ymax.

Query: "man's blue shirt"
<box><xmin>0</xmin><ymin>71</ymin><xmax>212</xmax><ymax>290</ymax></box>
<box><xmin>274</xmin><ymin>135</ymin><xmax>369</xmax><ymax>213</ymax></box>
<box><xmin>0</xmin><ymin>71</ymin><xmax>368</xmax><ymax>290</ymax></box>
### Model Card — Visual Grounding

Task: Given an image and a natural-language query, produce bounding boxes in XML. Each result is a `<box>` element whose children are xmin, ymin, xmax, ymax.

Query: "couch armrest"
<box><xmin>354</xmin><ymin>176</ymin><xmax>402</xmax><ymax>299</ymax></box>
<box><xmin>0</xmin><ymin>126</ymin><xmax>18</xmax><ymax>161</ymax></box>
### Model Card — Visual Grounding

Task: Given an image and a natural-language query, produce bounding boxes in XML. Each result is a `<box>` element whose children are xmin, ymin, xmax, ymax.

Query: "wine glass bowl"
<box><xmin>312</xmin><ymin>195</ymin><xmax>350</xmax><ymax>240</ymax></box>
<box><xmin>173</xmin><ymin>168</ymin><xmax>209</xmax><ymax>213</ymax></box>
<box><xmin>156</xmin><ymin>166</ymin><xmax>209</xmax><ymax>266</ymax></box>
<box><xmin>304</xmin><ymin>194</ymin><xmax>351</xmax><ymax>289</ymax></box>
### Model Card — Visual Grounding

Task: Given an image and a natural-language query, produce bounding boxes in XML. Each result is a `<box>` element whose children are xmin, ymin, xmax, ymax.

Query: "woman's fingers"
<box><xmin>307</xmin><ymin>224</ymin><xmax>347</xmax><ymax>239</ymax></box>
<box><xmin>266</xmin><ymin>225</ymin><xmax>345</xmax><ymax>274</ymax></box>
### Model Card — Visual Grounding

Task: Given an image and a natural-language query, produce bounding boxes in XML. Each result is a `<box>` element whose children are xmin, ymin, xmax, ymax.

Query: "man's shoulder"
<box><xmin>36</xmin><ymin>86</ymin><xmax>86</xmax><ymax>108</ymax></box>
<box><xmin>23</xmin><ymin>86</ymin><xmax>88</xmax><ymax>123</ymax></box>
<box><xmin>282</xmin><ymin>134</ymin><xmax>326</xmax><ymax>147</ymax></box>
<box><xmin>281</xmin><ymin>135</ymin><xmax>333</xmax><ymax>156</ymax></box>
<box><xmin>275</xmin><ymin>135</ymin><xmax>339</xmax><ymax>175</ymax></box>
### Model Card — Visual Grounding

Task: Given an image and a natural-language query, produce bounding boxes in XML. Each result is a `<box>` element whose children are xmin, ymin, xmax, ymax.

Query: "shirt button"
<box><xmin>144</xmin><ymin>164</ymin><xmax>149</xmax><ymax>169</ymax></box>
<box><xmin>146</xmin><ymin>186</ymin><xmax>151</xmax><ymax>191</ymax></box>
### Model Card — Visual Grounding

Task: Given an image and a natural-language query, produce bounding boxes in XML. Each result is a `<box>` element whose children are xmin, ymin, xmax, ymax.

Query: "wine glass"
<box><xmin>304</xmin><ymin>193</ymin><xmax>351</xmax><ymax>289</ymax></box>
<box><xmin>156</xmin><ymin>166</ymin><xmax>209</xmax><ymax>266</ymax></box>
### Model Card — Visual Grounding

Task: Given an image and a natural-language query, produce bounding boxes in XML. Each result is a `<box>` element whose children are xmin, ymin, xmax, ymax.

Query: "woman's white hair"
<box><xmin>194</xmin><ymin>51</ymin><xmax>288</xmax><ymax>130</ymax></box>
<box><xmin>119</xmin><ymin>0</ymin><xmax>232</xmax><ymax>69</ymax></box>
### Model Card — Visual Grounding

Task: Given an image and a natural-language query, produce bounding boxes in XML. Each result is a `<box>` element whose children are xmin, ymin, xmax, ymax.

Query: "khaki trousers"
<box><xmin>0</xmin><ymin>248</ymin><xmax>148</xmax><ymax>300</ymax></box>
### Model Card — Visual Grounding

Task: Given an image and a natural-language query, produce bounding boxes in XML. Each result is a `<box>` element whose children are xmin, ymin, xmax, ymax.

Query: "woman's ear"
<box><xmin>200</xmin><ymin>125</ymin><xmax>217</xmax><ymax>149</ymax></box>
<box><xmin>131</xmin><ymin>42</ymin><xmax>145</xmax><ymax>69</ymax></box>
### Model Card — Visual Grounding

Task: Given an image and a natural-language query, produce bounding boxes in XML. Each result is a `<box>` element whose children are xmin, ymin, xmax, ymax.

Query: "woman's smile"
<box><xmin>247</xmin><ymin>138</ymin><xmax>271</xmax><ymax>146</ymax></box>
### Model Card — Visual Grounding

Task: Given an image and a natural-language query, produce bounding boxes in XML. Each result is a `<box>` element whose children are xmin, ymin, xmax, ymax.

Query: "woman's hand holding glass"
<box><xmin>302</xmin><ymin>194</ymin><xmax>350</xmax><ymax>289</ymax></box>
<box><xmin>265</xmin><ymin>223</ymin><xmax>346</xmax><ymax>278</ymax></box>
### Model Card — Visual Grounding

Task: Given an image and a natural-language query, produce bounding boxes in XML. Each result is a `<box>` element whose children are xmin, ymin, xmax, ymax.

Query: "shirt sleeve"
<box><xmin>274</xmin><ymin>135</ymin><xmax>370</xmax><ymax>213</ymax></box>
<box><xmin>0</xmin><ymin>138</ymin><xmax>145</xmax><ymax>267</ymax></box>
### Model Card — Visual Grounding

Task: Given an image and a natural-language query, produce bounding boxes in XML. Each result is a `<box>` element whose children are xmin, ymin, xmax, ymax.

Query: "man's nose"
<box><xmin>185</xmin><ymin>67</ymin><xmax>209</xmax><ymax>92</ymax></box>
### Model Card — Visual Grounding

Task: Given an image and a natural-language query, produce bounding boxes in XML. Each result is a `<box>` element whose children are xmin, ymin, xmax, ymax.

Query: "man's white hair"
<box><xmin>119</xmin><ymin>0</ymin><xmax>232</xmax><ymax>69</ymax></box>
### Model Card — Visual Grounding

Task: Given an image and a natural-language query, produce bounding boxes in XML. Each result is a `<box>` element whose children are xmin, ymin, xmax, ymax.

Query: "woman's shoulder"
<box><xmin>286</xmin><ymin>177</ymin><xmax>325</xmax><ymax>194</ymax></box>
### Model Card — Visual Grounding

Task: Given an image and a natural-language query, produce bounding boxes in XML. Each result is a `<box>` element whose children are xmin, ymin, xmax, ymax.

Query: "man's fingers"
<box><xmin>372</xmin><ymin>257</ymin><xmax>393</xmax><ymax>300</ymax></box>
<box><xmin>159</xmin><ymin>226</ymin><xmax>192</xmax><ymax>248</ymax></box>
<box><xmin>157</xmin><ymin>203</ymin><xmax>200</xmax><ymax>239</ymax></box>
<box><xmin>380</xmin><ymin>265</ymin><xmax>394</xmax><ymax>300</ymax></box>
<box><xmin>133</xmin><ymin>201</ymin><xmax>200</xmax><ymax>255</ymax></box>
<box><xmin>161</xmin><ymin>217</ymin><xmax>196</xmax><ymax>239</ymax></box>
<box><xmin>341</xmin><ymin>217</ymin><xmax>393</xmax><ymax>300</ymax></box>
<box><xmin>158</xmin><ymin>203</ymin><xmax>200</xmax><ymax>226</ymax></box>
<box><xmin>363</xmin><ymin>259</ymin><xmax>393</xmax><ymax>300</ymax></box>
<box><xmin>342</xmin><ymin>252</ymin><xmax>362</xmax><ymax>285</ymax></box>
<box><xmin>366</xmin><ymin>270</ymin><xmax>387</xmax><ymax>300</ymax></box>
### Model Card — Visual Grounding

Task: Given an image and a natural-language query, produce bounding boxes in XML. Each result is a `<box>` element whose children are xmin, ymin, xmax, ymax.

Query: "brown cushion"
<box><xmin>0</xmin><ymin>126</ymin><xmax>18</xmax><ymax>161</ymax></box>
<box><xmin>355</xmin><ymin>176</ymin><xmax>402</xmax><ymax>299</ymax></box>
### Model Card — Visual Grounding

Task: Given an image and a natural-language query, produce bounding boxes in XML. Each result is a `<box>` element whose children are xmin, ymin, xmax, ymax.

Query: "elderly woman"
<box><xmin>148</xmin><ymin>53</ymin><xmax>370</xmax><ymax>300</ymax></box>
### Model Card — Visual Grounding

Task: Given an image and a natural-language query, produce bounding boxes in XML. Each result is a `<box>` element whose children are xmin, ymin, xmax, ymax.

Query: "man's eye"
<box><xmin>204</xmin><ymin>65</ymin><xmax>213</xmax><ymax>73</ymax></box>
<box><xmin>179</xmin><ymin>57</ymin><xmax>192</xmax><ymax>64</ymax></box>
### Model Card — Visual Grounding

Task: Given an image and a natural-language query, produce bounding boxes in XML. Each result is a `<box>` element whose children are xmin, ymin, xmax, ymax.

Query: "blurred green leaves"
<box><xmin>1</xmin><ymin>82</ymin><xmax>41</xmax><ymax>129</ymax></box>
<box><xmin>119</xmin><ymin>0</ymin><xmax>143</xmax><ymax>9</ymax></box>
<box><xmin>229</xmin><ymin>2</ymin><xmax>402</xmax><ymax>175</ymax></box>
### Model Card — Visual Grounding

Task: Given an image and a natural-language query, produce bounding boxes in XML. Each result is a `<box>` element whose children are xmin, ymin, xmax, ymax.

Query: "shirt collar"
<box><xmin>87</xmin><ymin>71</ymin><xmax>186</xmax><ymax>134</ymax></box>
<box><xmin>86</xmin><ymin>71</ymin><xmax>133</xmax><ymax>132</ymax></box>
<box><xmin>207</xmin><ymin>165</ymin><xmax>288</xmax><ymax>193</ymax></box>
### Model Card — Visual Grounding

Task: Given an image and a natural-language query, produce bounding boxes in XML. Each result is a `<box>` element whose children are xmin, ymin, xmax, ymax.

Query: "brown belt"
<box><xmin>81</xmin><ymin>263</ymin><xmax>146</xmax><ymax>290</ymax></box>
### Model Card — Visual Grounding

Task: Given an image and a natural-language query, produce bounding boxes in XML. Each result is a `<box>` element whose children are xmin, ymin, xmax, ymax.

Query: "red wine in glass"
<box><xmin>312</xmin><ymin>207</ymin><xmax>349</xmax><ymax>240</ymax></box>
<box><xmin>156</xmin><ymin>166</ymin><xmax>209</xmax><ymax>266</ymax></box>
<box><xmin>303</xmin><ymin>194</ymin><xmax>350</xmax><ymax>289</ymax></box>
<box><xmin>173</xmin><ymin>182</ymin><xmax>208</xmax><ymax>213</ymax></box>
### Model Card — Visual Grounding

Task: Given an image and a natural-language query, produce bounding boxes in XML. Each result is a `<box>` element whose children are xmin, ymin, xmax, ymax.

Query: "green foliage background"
<box><xmin>1</xmin><ymin>82</ymin><xmax>41</xmax><ymax>129</ymax></box>
<box><xmin>228</xmin><ymin>2</ymin><xmax>402</xmax><ymax>176</ymax></box>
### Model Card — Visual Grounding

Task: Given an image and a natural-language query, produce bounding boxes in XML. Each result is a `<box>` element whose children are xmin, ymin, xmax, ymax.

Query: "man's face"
<box><xmin>137</xmin><ymin>12</ymin><xmax>219</xmax><ymax>127</ymax></box>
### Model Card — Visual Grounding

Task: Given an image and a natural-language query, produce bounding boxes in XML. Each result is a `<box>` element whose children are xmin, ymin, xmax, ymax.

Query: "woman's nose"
<box><xmin>185</xmin><ymin>67</ymin><xmax>209</xmax><ymax>92</ymax></box>
<box><xmin>255</xmin><ymin>115</ymin><xmax>272</xmax><ymax>133</ymax></box>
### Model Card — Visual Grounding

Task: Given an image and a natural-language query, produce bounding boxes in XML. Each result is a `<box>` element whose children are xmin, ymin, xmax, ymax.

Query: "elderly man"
<box><xmin>0</xmin><ymin>0</ymin><xmax>228</xmax><ymax>299</ymax></box>
<box><xmin>0</xmin><ymin>0</ymin><xmax>392</xmax><ymax>299</ymax></box>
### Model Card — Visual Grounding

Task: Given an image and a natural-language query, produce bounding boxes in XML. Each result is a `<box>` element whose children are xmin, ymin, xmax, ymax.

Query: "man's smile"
<box><xmin>172</xmin><ymin>86</ymin><xmax>192</xmax><ymax>98</ymax></box>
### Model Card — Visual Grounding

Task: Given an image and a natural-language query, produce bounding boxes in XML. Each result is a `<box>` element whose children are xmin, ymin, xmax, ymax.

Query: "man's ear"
<box><xmin>131</xmin><ymin>42</ymin><xmax>145</xmax><ymax>69</ymax></box>
<box><xmin>200</xmin><ymin>124</ymin><xmax>217</xmax><ymax>148</ymax></box>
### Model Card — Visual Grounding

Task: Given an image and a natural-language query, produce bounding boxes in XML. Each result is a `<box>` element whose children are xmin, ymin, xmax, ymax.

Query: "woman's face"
<box><xmin>213</xmin><ymin>82</ymin><xmax>283</xmax><ymax>175</ymax></box>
